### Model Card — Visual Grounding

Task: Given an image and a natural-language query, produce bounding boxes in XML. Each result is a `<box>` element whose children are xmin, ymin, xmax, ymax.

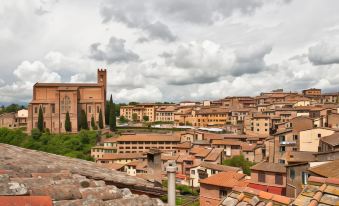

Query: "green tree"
<box><xmin>222</xmin><ymin>155</ymin><xmax>255</xmax><ymax>175</ymax></box>
<box><xmin>98</xmin><ymin>109</ymin><xmax>104</xmax><ymax>129</ymax></box>
<box><xmin>91</xmin><ymin>115</ymin><xmax>97</xmax><ymax>130</ymax></box>
<box><xmin>79</xmin><ymin>110</ymin><xmax>88</xmax><ymax>130</ymax></box>
<box><xmin>65</xmin><ymin>111</ymin><xmax>71</xmax><ymax>132</ymax></box>
<box><xmin>109</xmin><ymin>95</ymin><xmax>116</xmax><ymax>131</ymax></box>
<box><xmin>37</xmin><ymin>106</ymin><xmax>44</xmax><ymax>132</ymax></box>
<box><xmin>143</xmin><ymin>115</ymin><xmax>149</xmax><ymax>122</ymax></box>
<box><xmin>119</xmin><ymin>115</ymin><xmax>127</xmax><ymax>123</ymax></box>
<box><xmin>132</xmin><ymin>113</ymin><xmax>138</xmax><ymax>122</ymax></box>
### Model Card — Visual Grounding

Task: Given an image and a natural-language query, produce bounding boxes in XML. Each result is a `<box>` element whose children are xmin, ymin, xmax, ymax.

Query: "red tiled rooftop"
<box><xmin>199</xmin><ymin>171</ymin><xmax>246</xmax><ymax>188</ymax></box>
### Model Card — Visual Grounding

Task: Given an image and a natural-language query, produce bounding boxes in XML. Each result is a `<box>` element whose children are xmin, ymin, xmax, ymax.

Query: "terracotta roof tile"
<box><xmin>200</xmin><ymin>162</ymin><xmax>241</xmax><ymax>172</ymax></box>
<box><xmin>199</xmin><ymin>171</ymin><xmax>246</xmax><ymax>188</ymax></box>
<box><xmin>308</xmin><ymin>160</ymin><xmax>339</xmax><ymax>178</ymax></box>
<box><xmin>250</xmin><ymin>162</ymin><xmax>286</xmax><ymax>173</ymax></box>
<box><xmin>220</xmin><ymin>186</ymin><xmax>292</xmax><ymax>206</ymax></box>
<box><xmin>212</xmin><ymin>139</ymin><xmax>243</xmax><ymax>146</ymax></box>
<box><xmin>117</xmin><ymin>134</ymin><xmax>180</xmax><ymax>142</ymax></box>
<box><xmin>97</xmin><ymin>153</ymin><xmax>146</xmax><ymax>161</ymax></box>
<box><xmin>204</xmin><ymin>148</ymin><xmax>223</xmax><ymax>161</ymax></box>
<box><xmin>293</xmin><ymin>176</ymin><xmax>339</xmax><ymax>206</ymax></box>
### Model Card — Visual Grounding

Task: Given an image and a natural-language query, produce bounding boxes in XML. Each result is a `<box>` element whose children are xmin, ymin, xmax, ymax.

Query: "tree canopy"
<box><xmin>222</xmin><ymin>155</ymin><xmax>255</xmax><ymax>175</ymax></box>
<box><xmin>0</xmin><ymin>128</ymin><xmax>97</xmax><ymax>161</ymax></box>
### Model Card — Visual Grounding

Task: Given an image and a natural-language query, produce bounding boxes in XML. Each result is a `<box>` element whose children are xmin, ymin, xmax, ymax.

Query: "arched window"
<box><xmin>61</xmin><ymin>96</ymin><xmax>71</xmax><ymax>113</ymax></box>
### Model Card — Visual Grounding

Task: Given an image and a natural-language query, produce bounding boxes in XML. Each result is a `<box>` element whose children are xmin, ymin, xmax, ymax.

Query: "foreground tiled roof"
<box><xmin>293</xmin><ymin>176</ymin><xmax>339</xmax><ymax>206</ymax></box>
<box><xmin>0</xmin><ymin>144</ymin><xmax>164</xmax><ymax>206</ymax></box>
<box><xmin>220</xmin><ymin>186</ymin><xmax>293</xmax><ymax>206</ymax></box>
<box><xmin>0</xmin><ymin>196</ymin><xmax>53</xmax><ymax>206</ymax></box>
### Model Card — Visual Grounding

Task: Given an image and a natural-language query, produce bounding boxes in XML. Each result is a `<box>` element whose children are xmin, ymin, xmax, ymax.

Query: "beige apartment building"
<box><xmin>155</xmin><ymin>105</ymin><xmax>176</xmax><ymax>122</ymax></box>
<box><xmin>299</xmin><ymin>128</ymin><xmax>336</xmax><ymax>152</ymax></box>
<box><xmin>248</xmin><ymin>115</ymin><xmax>271</xmax><ymax>135</ymax></box>
<box><xmin>189</xmin><ymin>107</ymin><xmax>229</xmax><ymax>127</ymax></box>
<box><xmin>91</xmin><ymin>138</ymin><xmax>117</xmax><ymax>159</ymax></box>
<box><xmin>27</xmin><ymin>69</ymin><xmax>107</xmax><ymax>133</ymax></box>
<box><xmin>120</xmin><ymin>104</ymin><xmax>156</xmax><ymax>122</ymax></box>
<box><xmin>116</xmin><ymin>133</ymin><xmax>181</xmax><ymax>153</ymax></box>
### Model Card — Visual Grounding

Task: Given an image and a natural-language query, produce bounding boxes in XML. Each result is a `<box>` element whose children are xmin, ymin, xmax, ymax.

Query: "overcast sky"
<box><xmin>1</xmin><ymin>0</ymin><xmax>339</xmax><ymax>104</ymax></box>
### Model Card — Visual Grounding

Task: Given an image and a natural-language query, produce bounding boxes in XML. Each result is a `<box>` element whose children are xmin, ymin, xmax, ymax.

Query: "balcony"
<box><xmin>279</xmin><ymin>141</ymin><xmax>296</xmax><ymax>145</ymax></box>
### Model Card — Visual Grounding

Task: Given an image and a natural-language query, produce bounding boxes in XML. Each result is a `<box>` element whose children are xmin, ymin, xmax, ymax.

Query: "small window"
<box><xmin>191</xmin><ymin>170</ymin><xmax>195</xmax><ymax>175</ymax></box>
<box><xmin>34</xmin><ymin>107</ymin><xmax>38</xmax><ymax>113</ymax></box>
<box><xmin>275</xmin><ymin>173</ymin><xmax>283</xmax><ymax>185</ymax></box>
<box><xmin>219</xmin><ymin>190</ymin><xmax>227</xmax><ymax>198</ymax></box>
<box><xmin>318</xmin><ymin>134</ymin><xmax>321</xmax><ymax>138</ymax></box>
<box><xmin>302</xmin><ymin>172</ymin><xmax>309</xmax><ymax>185</ymax></box>
<box><xmin>258</xmin><ymin>172</ymin><xmax>266</xmax><ymax>183</ymax></box>
<box><xmin>88</xmin><ymin>106</ymin><xmax>92</xmax><ymax>113</ymax></box>
<box><xmin>290</xmin><ymin>168</ymin><xmax>295</xmax><ymax>180</ymax></box>
<box><xmin>280</xmin><ymin>146</ymin><xmax>286</xmax><ymax>152</ymax></box>
<box><xmin>51</xmin><ymin>104</ymin><xmax>55</xmax><ymax>113</ymax></box>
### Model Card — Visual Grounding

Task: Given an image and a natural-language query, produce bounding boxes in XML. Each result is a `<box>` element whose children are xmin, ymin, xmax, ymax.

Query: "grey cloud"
<box><xmin>100</xmin><ymin>0</ymin><xmax>287</xmax><ymax>29</ymax></box>
<box><xmin>137</xmin><ymin>22</ymin><xmax>177</xmax><ymax>43</ymax></box>
<box><xmin>231</xmin><ymin>44</ymin><xmax>272</xmax><ymax>76</ymax></box>
<box><xmin>162</xmin><ymin>41</ymin><xmax>271</xmax><ymax>85</ymax></box>
<box><xmin>155</xmin><ymin>0</ymin><xmax>264</xmax><ymax>24</ymax></box>
<box><xmin>89</xmin><ymin>37</ymin><xmax>139</xmax><ymax>64</ymax></box>
<box><xmin>100</xmin><ymin>1</ymin><xmax>176</xmax><ymax>42</ymax></box>
<box><xmin>308</xmin><ymin>42</ymin><xmax>339</xmax><ymax>65</ymax></box>
<box><xmin>142</xmin><ymin>21</ymin><xmax>177</xmax><ymax>42</ymax></box>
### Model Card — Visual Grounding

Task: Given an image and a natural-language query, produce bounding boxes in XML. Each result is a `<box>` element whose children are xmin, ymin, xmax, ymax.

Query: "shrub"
<box><xmin>31</xmin><ymin>128</ymin><xmax>42</xmax><ymax>140</ymax></box>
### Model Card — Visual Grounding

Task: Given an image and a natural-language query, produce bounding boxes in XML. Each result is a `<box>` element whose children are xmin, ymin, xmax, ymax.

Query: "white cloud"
<box><xmin>115</xmin><ymin>86</ymin><xmax>163</xmax><ymax>102</ymax></box>
<box><xmin>14</xmin><ymin>61</ymin><xmax>61</xmax><ymax>83</ymax></box>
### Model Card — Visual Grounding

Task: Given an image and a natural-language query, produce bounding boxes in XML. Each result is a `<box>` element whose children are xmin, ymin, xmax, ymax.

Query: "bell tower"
<box><xmin>97</xmin><ymin>69</ymin><xmax>107</xmax><ymax>121</ymax></box>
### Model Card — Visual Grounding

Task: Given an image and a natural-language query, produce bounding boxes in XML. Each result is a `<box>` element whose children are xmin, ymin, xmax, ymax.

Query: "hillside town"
<box><xmin>2</xmin><ymin>0</ymin><xmax>339</xmax><ymax>205</ymax></box>
<box><xmin>1</xmin><ymin>69</ymin><xmax>338</xmax><ymax>205</ymax></box>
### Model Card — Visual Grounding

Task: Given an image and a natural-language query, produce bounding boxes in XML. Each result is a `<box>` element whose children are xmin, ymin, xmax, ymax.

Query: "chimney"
<box><xmin>166</xmin><ymin>160</ymin><xmax>177</xmax><ymax>206</ymax></box>
<box><xmin>147</xmin><ymin>149</ymin><xmax>162</xmax><ymax>186</ymax></box>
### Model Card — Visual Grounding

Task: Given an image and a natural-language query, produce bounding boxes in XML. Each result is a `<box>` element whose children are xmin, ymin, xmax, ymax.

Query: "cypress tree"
<box><xmin>65</xmin><ymin>111</ymin><xmax>71</xmax><ymax>132</ymax></box>
<box><xmin>80</xmin><ymin>109</ymin><xmax>88</xmax><ymax>130</ymax></box>
<box><xmin>91</xmin><ymin>115</ymin><xmax>96</xmax><ymax>130</ymax></box>
<box><xmin>109</xmin><ymin>95</ymin><xmax>116</xmax><ymax>131</ymax></box>
<box><xmin>37</xmin><ymin>106</ymin><xmax>44</xmax><ymax>132</ymax></box>
<box><xmin>98</xmin><ymin>109</ymin><xmax>104</xmax><ymax>129</ymax></box>
<box><xmin>105</xmin><ymin>100</ymin><xmax>110</xmax><ymax>125</ymax></box>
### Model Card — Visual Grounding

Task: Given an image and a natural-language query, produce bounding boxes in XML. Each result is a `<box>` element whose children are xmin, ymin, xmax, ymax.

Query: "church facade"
<box><xmin>27</xmin><ymin>69</ymin><xmax>107</xmax><ymax>133</ymax></box>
